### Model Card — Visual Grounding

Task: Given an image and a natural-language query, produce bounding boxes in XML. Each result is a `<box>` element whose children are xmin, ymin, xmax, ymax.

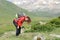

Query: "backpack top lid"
<box><xmin>18</xmin><ymin>12</ymin><xmax>25</xmax><ymax>16</ymax></box>
<box><xmin>16</xmin><ymin>12</ymin><xmax>26</xmax><ymax>18</ymax></box>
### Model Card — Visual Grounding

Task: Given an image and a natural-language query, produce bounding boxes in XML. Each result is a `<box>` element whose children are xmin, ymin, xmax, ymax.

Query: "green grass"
<box><xmin>0</xmin><ymin>0</ymin><xmax>19</xmax><ymax>35</ymax></box>
<box><xmin>0</xmin><ymin>0</ymin><xmax>33</xmax><ymax>35</ymax></box>
<box><xmin>0</xmin><ymin>0</ymin><xmax>60</xmax><ymax>40</ymax></box>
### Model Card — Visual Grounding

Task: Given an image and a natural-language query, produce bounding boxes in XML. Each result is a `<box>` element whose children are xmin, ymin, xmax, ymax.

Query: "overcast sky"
<box><xmin>7</xmin><ymin>0</ymin><xmax>60</xmax><ymax>11</ymax></box>
<box><xmin>7</xmin><ymin>0</ymin><xmax>60</xmax><ymax>4</ymax></box>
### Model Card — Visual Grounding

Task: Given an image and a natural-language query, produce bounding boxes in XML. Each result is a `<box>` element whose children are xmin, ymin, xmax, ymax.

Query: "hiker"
<box><xmin>13</xmin><ymin>12</ymin><xmax>31</xmax><ymax>36</ymax></box>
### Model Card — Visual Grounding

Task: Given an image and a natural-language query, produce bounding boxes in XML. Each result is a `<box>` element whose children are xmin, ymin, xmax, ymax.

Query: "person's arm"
<box><xmin>17</xmin><ymin>20</ymin><xmax>20</xmax><ymax>29</ymax></box>
<box><xmin>17</xmin><ymin>17</ymin><xmax>25</xmax><ymax>29</ymax></box>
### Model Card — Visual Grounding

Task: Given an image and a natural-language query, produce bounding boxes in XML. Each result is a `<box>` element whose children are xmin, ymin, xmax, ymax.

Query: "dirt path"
<box><xmin>0</xmin><ymin>31</ymin><xmax>15</xmax><ymax>38</ymax></box>
<box><xmin>0</xmin><ymin>28</ymin><xmax>25</xmax><ymax>38</ymax></box>
<box><xmin>0</xmin><ymin>30</ymin><xmax>60</xmax><ymax>40</ymax></box>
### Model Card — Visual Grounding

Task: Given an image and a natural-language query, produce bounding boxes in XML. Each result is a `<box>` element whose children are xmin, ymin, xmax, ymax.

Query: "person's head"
<box><xmin>25</xmin><ymin>16</ymin><xmax>31</xmax><ymax>24</ymax></box>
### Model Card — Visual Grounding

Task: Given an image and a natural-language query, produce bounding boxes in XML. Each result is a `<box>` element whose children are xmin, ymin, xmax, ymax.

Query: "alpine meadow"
<box><xmin>0</xmin><ymin>0</ymin><xmax>60</xmax><ymax>40</ymax></box>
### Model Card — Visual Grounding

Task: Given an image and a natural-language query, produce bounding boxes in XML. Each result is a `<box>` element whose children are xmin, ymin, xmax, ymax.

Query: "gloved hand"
<box><xmin>17</xmin><ymin>26</ymin><xmax>19</xmax><ymax>29</ymax></box>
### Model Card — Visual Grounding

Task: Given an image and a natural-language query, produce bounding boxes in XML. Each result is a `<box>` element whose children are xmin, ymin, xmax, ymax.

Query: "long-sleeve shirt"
<box><xmin>14</xmin><ymin>16</ymin><xmax>26</xmax><ymax>27</ymax></box>
<box><xmin>13</xmin><ymin>16</ymin><xmax>31</xmax><ymax>27</ymax></box>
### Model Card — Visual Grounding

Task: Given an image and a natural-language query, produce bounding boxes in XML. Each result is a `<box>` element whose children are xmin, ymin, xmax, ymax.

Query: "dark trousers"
<box><xmin>13</xmin><ymin>20</ymin><xmax>21</xmax><ymax>36</ymax></box>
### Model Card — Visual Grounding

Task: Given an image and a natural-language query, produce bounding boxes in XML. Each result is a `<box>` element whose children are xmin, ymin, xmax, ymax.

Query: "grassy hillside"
<box><xmin>0</xmin><ymin>0</ymin><xmax>60</xmax><ymax>40</ymax></box>
<box><xmin>0</xmin><ymin>0</ymin><xmax>57</xmax><ymax>34</ymax></box>
<box><xmin>0</xmin><ymin>0</ymin><xmax>40</xmax><ymax>35</ymax></box>
<box><xmin>0</xmin><ymin>0</ymin><xmax>18</xmax><ymax>34</ymax></box>
<box><xmin>0</xmin><ymin>0</ymin><xmax>34</xmax><ymax>34</ymax></box>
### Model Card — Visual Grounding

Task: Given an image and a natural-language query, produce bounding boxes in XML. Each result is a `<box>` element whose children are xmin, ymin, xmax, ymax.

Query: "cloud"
<box><xmin>7</xmin><ymin>0</ymin><xmax>60</xmax><ymax>11</ymax></box>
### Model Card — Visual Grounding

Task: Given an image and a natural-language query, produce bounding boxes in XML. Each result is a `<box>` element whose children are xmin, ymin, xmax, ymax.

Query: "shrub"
<box><xmin>49</xmin><ymin>17</ymin><xmax>60</xmax><ymax>28</ymax></box>
<box><xmin>25</xmin><ymin>17</ymin><xmax>60</xmax><ymax>32</ymax></box>
<box><xmin>31</xmin><ymin>23</ymin><xmax>55</xmax><ymax>32</ymax></box>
